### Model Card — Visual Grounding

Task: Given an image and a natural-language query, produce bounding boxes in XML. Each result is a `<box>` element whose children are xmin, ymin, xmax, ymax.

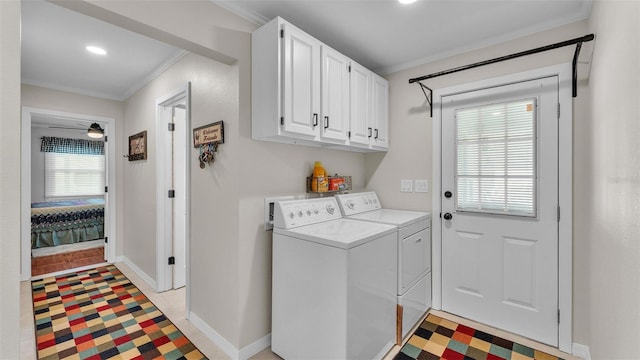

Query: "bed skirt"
<box><xmin>31</xmin><ymin>198</ymin><xmax>105</xmax><ymax>249</ymax></box>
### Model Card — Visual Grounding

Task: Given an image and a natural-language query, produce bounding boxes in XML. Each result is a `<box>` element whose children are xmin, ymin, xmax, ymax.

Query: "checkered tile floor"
<box><xmin>32</xmin><ymin>265</ymin><xmax>207</xmax><ymax>359</ymax></box>
<box><xmin>395</xmin><ymin>314</ymin><xmax>563</xmax><ymax>360</ymax></box>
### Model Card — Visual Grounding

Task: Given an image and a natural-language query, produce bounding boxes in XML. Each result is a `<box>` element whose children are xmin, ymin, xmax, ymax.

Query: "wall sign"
<box><xmin>193</xmin><ymin>121</ymin><xmax>224</xmax><ymax>169</ymax></box>
<box><xmin>128</xmin><ymin>130</ymin><xmax>147</xmax><ymax>161</ymax></box>
<box><xmin>193</xmin><ymin>121</ymin><xmax>224</xmax><ymax>148</ymax></box>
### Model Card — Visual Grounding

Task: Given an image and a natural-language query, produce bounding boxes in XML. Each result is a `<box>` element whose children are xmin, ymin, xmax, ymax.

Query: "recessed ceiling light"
<box><xmin>399</xmin><ymin>0</ymin><xmax>417</xmax><ymax>4</ymax></box>
<box><xmin>86</xmin><ymin>45</ymin><xmax>107</xmax><ymax>55</ymax></box>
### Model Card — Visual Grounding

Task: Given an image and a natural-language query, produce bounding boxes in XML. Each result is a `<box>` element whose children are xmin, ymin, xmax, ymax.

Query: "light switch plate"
<box><xmin>415</xmin><ymin>179</ymin><xmax>428</xmax><ymax>193</ymax></box>
<box><xmin>401</xmin><ymin>179</ymin><xmax>413</xmax><ymax>192</ymax></box>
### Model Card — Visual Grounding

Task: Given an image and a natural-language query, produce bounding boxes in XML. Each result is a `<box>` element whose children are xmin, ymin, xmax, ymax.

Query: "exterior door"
<box><xmin>441</xmin><ymin>76</ymin><xmax>559</xmax><ymax>346</ymax></box>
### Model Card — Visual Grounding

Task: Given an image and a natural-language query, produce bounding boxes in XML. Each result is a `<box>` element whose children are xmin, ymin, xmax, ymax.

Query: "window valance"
<box><xmin>41</xmin><ymin>136</ymin><xmax>104</xmax><ymax>155</ymax></box>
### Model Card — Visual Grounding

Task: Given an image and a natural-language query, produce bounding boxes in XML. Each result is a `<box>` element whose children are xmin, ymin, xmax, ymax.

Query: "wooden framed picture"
<box><xmin>128</xmin><ymin>130</ymin><xmax>147</xmax><ymax>161</ymax></box>
<box><xmin>193</xmin><ymin>121</ymin><xmax>224</xmax><ymax>148</ymax></box>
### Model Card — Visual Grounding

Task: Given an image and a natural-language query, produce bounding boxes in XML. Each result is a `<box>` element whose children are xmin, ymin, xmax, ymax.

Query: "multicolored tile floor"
<box><xmin>31</xmin><ymin>265</ymin><xmax>207</xmax><ymax>359</ymax></box>
<box><xmin>395</xmin><ymin>314</ymin><xmax>563</xmax><ymax>360</ymax></box>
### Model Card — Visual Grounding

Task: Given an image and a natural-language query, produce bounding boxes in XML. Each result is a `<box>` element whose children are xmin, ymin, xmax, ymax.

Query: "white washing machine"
<box><xmin>335</xmin><ymin>192</ymin><xmax>432</xmax><ymax>342</ymax></box>
<box><xmin>272</xmin><ymin>197</ymin><xmax>397</xmax><ymax>360</ymax></box>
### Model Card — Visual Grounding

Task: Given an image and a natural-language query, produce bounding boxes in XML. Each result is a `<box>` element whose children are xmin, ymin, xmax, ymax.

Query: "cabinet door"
<box><xmin>282</xmin><ymin>23</ymin><xmax>321</xmax><ymax>139</ymax></box>
<box><xmin>321</xmin><ymin>46</ymin><xmax>349</xmax><ymax>143</ymax></box>
<box><xmin>371</xmin><ymin>74</ymin><xmax>389</xmax><ymax>149</ymax></box>
<box><xmin>349</xmin><ymin>61</ymin><xmax>372</xmax><ymax>147</ymax></box>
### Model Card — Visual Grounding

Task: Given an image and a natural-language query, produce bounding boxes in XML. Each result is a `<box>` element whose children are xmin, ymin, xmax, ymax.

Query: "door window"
<box><xmin>455</xmin><ymin>98</ymin><xmax>536</xmax><ymax>217</ymax></box>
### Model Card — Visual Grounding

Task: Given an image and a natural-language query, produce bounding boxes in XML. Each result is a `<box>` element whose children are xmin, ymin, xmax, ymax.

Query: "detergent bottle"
<box><xmin>311</xmin><ymin>161</ymin><xmax>329</xmax><ymax>192</ymax></box>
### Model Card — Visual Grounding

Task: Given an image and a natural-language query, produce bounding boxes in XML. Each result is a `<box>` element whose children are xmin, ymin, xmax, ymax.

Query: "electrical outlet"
<box><xmin>415</xmin><ymin>179</ymin><xmax>428</xmax><ymax>193</ymax></box>
<box><xmin>401</xmin><ymin>179</ymin><xmax>413</xmax><ymax>192</ymax></box>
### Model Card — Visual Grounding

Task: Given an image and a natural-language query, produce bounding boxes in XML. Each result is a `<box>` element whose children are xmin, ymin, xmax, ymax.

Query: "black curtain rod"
<box><xmin>409</xmin><ymin>33</ymin><xmax>595</xmax><ymax>117</ymax></box>
<box><xmin>408</xmin><ymin>34</ymin><xmax>594</xmax><ymax>84</ymax></box>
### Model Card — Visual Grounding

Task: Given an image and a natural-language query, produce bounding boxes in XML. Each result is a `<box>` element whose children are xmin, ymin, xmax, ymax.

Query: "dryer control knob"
<box><xmin>326</xmin><ymin>204</ymin><xmax>335</xmax><ymax>214</ymax></box>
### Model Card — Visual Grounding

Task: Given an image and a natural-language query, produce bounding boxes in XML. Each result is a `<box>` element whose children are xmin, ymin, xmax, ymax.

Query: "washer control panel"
<box><xmin>335</xmin><ymin>191</ymin><xmax>381</xmax><ymax>216</ymax></box>
<box><xmin>273</xmin><ymin>197</ymin><xmax>342</xmax><ymax>229</ymax></box>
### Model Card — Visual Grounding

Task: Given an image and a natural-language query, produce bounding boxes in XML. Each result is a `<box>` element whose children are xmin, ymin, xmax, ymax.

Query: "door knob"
<box><xmin>443</xmin><ymin>212</ymin><xmax>453</xmax><ymax>220</ymax></box>
<box><xmin>444</xmin><ymin>191</ymin><xmax>452</xmax><ymax>198</ymax></box>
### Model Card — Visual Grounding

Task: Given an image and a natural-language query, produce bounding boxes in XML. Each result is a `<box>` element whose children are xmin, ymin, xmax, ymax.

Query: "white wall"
<box><xmin>585</xmin><ymin>1</ymin><xmax>640</xmax><ymax>358</ymax></box>
<box><xmin>370</xmin><ymin>20</ymin><xmax>591</xmax><ymax>346</ymax></box>
<box><xmin>0</xmin><ymin>0</ymin><xmax>21</xmax><ymax>357</ymax></box>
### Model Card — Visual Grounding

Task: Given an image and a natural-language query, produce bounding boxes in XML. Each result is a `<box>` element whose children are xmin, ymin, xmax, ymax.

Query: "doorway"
<box><xmin>156</xmin><ymin>84</ymin><xmax>191</xmax><ymax>294</ymax></box>
<box><xmin>21</xmin><ymin>107</ymin><xmax>117</xmax><ymax>280</ymax></box>
<box><xmin>431</xmin><ymin>63</ymin><xmax>574</xmax><ymax>352</ymax></box>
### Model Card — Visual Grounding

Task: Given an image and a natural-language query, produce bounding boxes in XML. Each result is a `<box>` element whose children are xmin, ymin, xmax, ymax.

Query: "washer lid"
<box><xmin>347</xmin><ymin>209</ymin><xmax>430</xmax><ymax>228</ymax></box>
<box><xmin>274</xmin><ymin>219</ymin><xmax>395</xmax><ymax>249</ymax></box>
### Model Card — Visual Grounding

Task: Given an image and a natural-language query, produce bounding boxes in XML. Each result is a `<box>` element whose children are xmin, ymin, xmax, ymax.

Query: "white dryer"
<box><xmin>335</xmin><ymin>192</ymin><xmax>432</xmax><ymax>342</ymax></box>
<box><xmin>272</xmin><ymin>197</ymin><xmax>397</xmax><ymax>360</ymax></box>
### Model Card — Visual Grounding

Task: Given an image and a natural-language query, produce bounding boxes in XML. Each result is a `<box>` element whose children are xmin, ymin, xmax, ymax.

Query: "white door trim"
<box><xmin>155</xmin><ymin>83</ymin><xmax>191</xmax><ymax>303</ymax></box>
<box><xmin>431</xmin><ymin>63</ymin><xmax>573</xmax><ymax>352</ymax></box>
<box><xmin>20</xmin><ymin>106</ymin><xmax>117</xmax><ymax>280</ymax></box>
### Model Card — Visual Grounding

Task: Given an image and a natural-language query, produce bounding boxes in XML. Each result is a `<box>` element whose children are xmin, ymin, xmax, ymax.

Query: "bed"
<box><xmin>31</xmin><ymin>198</ymin><xmax>105</xmax><ymax>249</ymax></box>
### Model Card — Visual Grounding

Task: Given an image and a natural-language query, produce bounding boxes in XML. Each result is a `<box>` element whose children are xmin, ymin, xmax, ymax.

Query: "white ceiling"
<box><xmin>21</xmin><ymin>0</ymin><xmax>185</xmax><ymax>102</ymax></box>
<box><xmin>216</xmin><ymin>0</ymin><xmax>593</xmax><ymax>74</ymax></box>
<box><xmin>21</xmin><ymin>0</ymin><xmax>592</xmax><ymax>104</ymax></box>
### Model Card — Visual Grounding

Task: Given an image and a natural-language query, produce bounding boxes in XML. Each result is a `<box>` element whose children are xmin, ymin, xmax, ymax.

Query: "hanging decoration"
<box><xmin>193</xmin><ymin>121</ymin><xmax>224</xmax><ymax>169</ymax></box>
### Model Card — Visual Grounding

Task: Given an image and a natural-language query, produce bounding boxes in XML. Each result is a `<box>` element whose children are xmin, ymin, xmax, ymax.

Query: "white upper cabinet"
<box><xmin>349</xmin><ymin>61</ymin><xmax>373</xmax><ymax>148</ymax></box>
<box><xmin>371</xmin><ymin>73</ymin><xmax>389</xmax><ymax>149</ymax></box>
<box><xmin>251</xmin><ymin>17</ymin><xmax>388</xmax><ymax>152</ymax></box>
<box><xmin>281</xmin><ymin>22</ymin><xmax>321</xmax><ymax>139</ymax></box>
<box><xmin>320</xmin><ymin>45</ymin><xmax>350</xmax><ymax>144</ymax></box>
<box><xmin>349</xmin><ymin>62</ymin><xmax>389</xmax><ymax>150</ymax></box>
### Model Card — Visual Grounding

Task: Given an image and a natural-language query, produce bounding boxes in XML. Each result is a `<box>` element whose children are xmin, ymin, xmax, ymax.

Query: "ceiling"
<box><xmin>216</xmin><ymin>0</ymin><xmax>593</xmax><ymax>74</ymax></box>
<box><xmin>21</xmin><ymin>0</ymin><xmax>185</xmax><ymax>102</ymax></box>
<box><xmin>21</xmin><ymin>0</ymin><xmax>592</xmax><ymax>104</ymax></box>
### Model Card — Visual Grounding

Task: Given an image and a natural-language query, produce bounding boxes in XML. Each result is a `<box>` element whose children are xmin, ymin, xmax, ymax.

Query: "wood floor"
<box><xmin>31</xmin><ymin>247</ymin><xmax>104</xmax><ymax>276</ymax></box>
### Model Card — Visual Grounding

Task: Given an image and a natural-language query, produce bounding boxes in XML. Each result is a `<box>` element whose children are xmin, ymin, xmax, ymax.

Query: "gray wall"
<box><xmin>0</xmin><ymin>1</ymin><xmax>21</xmax><ymax>357</ymax></box>
<box><xmin>585</xmin><ymin>1</ymin><xmax>640</xmax><ymax>358</ymax></box>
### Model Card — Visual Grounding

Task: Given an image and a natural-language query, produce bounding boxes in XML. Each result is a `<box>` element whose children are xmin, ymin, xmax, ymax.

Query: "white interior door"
<box><xmin>172</xmin><ymin>105</ymin><xmax>187</xmax><ymax>289</ymax></box>
<box><xmin>156</xmin><ymin>85</ymin><xmax>190</xmax><ymax>293</ymax></box>
<box><xmin>441</xmin><ymin>76</ymin><xmax>559</xmax><ymax>346</ymax></box>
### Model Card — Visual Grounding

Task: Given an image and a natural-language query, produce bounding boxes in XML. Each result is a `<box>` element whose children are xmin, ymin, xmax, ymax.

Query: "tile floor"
<box><xmin>19</xmin><ymin>262</ymin><xmax>578</xmax><ymax>360</ymax></box>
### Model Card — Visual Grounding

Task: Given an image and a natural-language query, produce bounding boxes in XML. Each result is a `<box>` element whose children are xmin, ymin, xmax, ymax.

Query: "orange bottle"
<box><xmin>311</xmin><ymin>161</ymin><xmax>328</xmax><ymax>192</ymax></box>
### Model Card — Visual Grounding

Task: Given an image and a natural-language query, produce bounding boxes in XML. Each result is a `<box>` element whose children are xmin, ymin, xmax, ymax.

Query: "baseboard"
<box><xmin>239</xmin><ymin>333</ymin><xmax>271</xmax><ymax>359</ymax></box>
<box><xmin>189</xmin><ymin>311</ymin><xmax>271</xmax><ymax>360</ymax></box>
<box><xmin>572</xmin><ymin>343</ymin><xmax>591</xmax><ymax>360</ymax></box>
<box><xmin>120</xmin><ymin>257</ymin><xmax>157</xmax><ymax>290</ymax></box>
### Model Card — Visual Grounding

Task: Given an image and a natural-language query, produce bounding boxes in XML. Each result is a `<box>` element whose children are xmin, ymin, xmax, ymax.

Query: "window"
<box><xmin>41</xmin><ymin>136</ymin><xmax>105</xmax><ymax>198</ymax></box>
<box><xmin>455</xmin><ymin>98</ymin><xmax>536</xmax><ymax>217</ymax></box>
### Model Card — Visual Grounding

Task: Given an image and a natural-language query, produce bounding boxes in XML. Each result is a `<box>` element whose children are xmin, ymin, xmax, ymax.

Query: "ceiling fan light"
<box><xmin>87</xmin><ymin>122</ymin><xmax>104</xmax><ymax>138</ymax></box>
<box><xmin>398</xmin><ymin>0</ymin><xmax>417</xmax><ymax>4</ymax></box>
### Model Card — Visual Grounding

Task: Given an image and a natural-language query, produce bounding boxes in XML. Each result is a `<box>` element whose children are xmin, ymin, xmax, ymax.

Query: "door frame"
<box><xmin>155</xmin><ymin>83</ymin><xmax>191</xmax><ymax>300</ymax></box>
<box><xmin>431</xmin><ymin>63</ymin><xmax>573</xmax><ymax>352</ymax></box>
<box><xmin>20</xmin><ymin>106</ymin><xmax>117</xmax><ymax>280</ymax></box>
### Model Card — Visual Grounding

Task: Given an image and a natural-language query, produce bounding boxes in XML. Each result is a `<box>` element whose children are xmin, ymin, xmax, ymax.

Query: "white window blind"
<box><xmin>45</xmin><ymin>152</ymin><xmax>105</xmax><ymax>197</ymax></box>
<box><xmin>455</xmin><ymin>98</ymin><xmax>537</xmax><ymax>217</ymax></box>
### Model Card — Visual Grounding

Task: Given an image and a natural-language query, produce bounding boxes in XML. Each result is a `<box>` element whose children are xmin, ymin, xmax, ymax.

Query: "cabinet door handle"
<box><xmin>374</xmin><ymin>129</ymin><xmax>379</xmax><ymax>139</ymax></box>
<box><xmin>324</xmin><ymin>116</ymin><xmax>329</xmax><ymax>129</ymax></box>
<box><xmin>313</xmin><ymin>113</ymin><xmax>318</xmax><ymax>128</ymax></box>
<box><xmin>368</xmin><ymin>127</ymin><xmax>372</xmax><ymax>138</ymax></box>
